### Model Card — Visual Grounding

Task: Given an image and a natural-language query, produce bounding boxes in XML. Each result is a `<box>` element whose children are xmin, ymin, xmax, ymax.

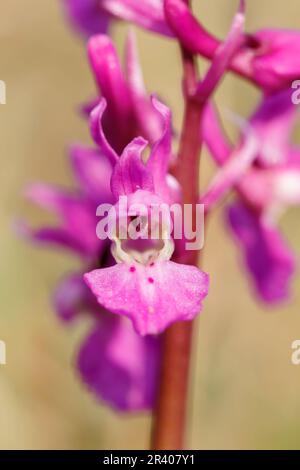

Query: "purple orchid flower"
<box><xmin>21</xmin><ymin>32</ymin><xmax>172</xmax><ymax>411</ymax></box>
<box><xmin>82</xmin><ymin>12</ymin><xmax>245</xmax><ymax>336</ymax></box>
<box><xmin>84</xmin><ymin>97</ymin><xmax>209</xmax><ymax>336</ymax></box>
<box><xmin>202</xmin><ymin>90</ymin><xmax>299</xmax><ymax>303</ymax></box>
<box><xmin>61</xmin><ymin>0</ymin><xmax>172</xmax><ymax>38</ymax></box>
<box><xmin>164</xmin><ymin>0</ymin><xmax>300</xmax><ymax>93</ymax></box>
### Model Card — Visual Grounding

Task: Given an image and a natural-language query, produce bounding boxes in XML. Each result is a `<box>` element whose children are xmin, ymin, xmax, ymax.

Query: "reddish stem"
<box><xmin>151</xmin><ymin>3</ymin><xmax>203</xmax><ymax>449</ymax></box>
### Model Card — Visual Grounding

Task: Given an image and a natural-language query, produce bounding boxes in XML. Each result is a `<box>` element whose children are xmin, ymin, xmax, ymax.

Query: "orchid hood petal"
<box><xmin>111</xmin><ymin>138</ymin><xmax>154</xmax><ymax>199</ymax></box>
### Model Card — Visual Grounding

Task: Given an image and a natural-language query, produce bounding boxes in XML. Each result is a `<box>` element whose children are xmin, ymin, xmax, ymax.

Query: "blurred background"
<box><xmin>1</xmin><ymin>0</ymin><xmax>300</xmax><ymax>449</ymax></box>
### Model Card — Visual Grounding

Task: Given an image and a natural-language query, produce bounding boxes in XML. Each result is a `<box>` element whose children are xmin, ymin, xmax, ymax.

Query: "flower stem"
<box><xmin>151</xmin><ymin>2</ymin><xmax>203</xmax><ymax>448</ymax></box>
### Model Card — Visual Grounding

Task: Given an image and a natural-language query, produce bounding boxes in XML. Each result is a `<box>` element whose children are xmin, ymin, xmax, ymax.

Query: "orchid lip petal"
<box><xmin>84</xmin><ymin>261</ymin><xmax>209</xmax><ymax>336</ymax></box>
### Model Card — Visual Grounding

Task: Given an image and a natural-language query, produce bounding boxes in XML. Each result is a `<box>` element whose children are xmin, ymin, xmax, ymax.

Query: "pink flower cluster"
<box><xmin>24</xmin><ymin>1</ymin><xmax>300</xmax><ymax>410</ymax></box>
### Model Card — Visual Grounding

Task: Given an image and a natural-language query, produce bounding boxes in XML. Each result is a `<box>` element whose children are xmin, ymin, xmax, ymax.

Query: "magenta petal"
<box><xmin>53</xmin><ymin>274</ymin><xmax>92</xmax><ymax>322</ymax></box>
<box><xmin>147</xmin><ymin>97</ymin><xmax>172</xmax><ymax>198</ymax></box>
<box><xmin>84</xmin><ymin>261</ymin><xmax>209</xmax><ymax>335</ymax></box>
<box><xmin>125</xmin><ymin>30</ymin><xmax>146</xmax><ymax>98</ymax></box>
<box><xmin>111</xmin><ymin>137</ymin><xmax>154</xmax><ymax>199</ymax></box>
<box><xmin>25</xmin><ymin>183</ymin><xmax>75</xmax><ymax>213</ymax></box>
<box><xmin>238</xmin><ymin>165</ymin><xmax>300</xmax><ymax>210</ymax></box>
<box><xmin>77</xmin><ymin>318</ymin><xmax>160</xmax><ymax>411</ymax></box>
<box><xmin>202</xmin><ymin>104</ymin><xmax>232</xmax><ymax>165</ymax></box>
<box><xmin>252</xmin><ymin>29</ymin><xmax>300</xmax><ymax>91</ymax></box>
<box><xmin>25</xmin><ymin>184</ymin><xmax>100</xmax><ymax>257</ymax></box>
<box><xmin>287</xmin><ymin>147</ymin><xmax>300</xmax><ymax>167</ymax></box>
<box><xmin>237</xmin><ymin>169</ymin><xmax>275</xmax><ymax>211</ymax></box>
<box><xmin>89</xmin><ymin>99</ymin><xmax>119</xmax><ymax>164</ymax></box>
<box><xmin>201</xmin><ymin>122</ymin><xmax>258</xmax><ymax>212</ymax></box>
<box><xmin>227</xmin><ymin>202</ymin><xmax>296</xmax><ymax>304</ymax></box>
<box><xmin>88</xmin><ymin>35</ymin><xmax>130</xmax><ymax>116</ymax></box>
<box><xmin>196</xmin><ymin>1</ymin><xmax>245</xmax><ymax>101</ymax></box>
<box><xmin>80</xmin><ymin>97</ymin><xmax>100</xmax><ymax>119</ymax></box>
<box><xmin>125</xmin><ymin>31</ymin><xmax>162</xmax><ymax>144</ymax></box>
<box><xmin>250</xmin><ymin>89</ymin><xmax>297</xmax><ymax>167</ymax></box>
<box><xmin>69</xmin><ymin>145</ymin><xmax>113</xmax><ymax>203</ymax></box>
<box><xmin>62</xmin><ymin>0</ymin><xmax>110</xmax><ymax>37</ymax></box>
<box><xmin>24</xmin><ymin>225</ymin><xmax>96</xmax><ymax>256</ymax></box>
<box><xmin>102</xmin><ymin>0</ymin><xmax>173</xmax><ymax>36</ymax></box>
<box><xmin>17</xmin><ymin>218</ymin><xmax>87</xmax><ymax>255</ymax></box>
<box><xmin>164</xmin><ymin>0</ymin><xmax>219</xmax><ymax>57</ymax></box>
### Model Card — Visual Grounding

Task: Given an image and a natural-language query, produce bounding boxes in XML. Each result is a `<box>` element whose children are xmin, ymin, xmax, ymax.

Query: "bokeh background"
<box><xmin>1</xmin><ymin>0</ymin><xmax>300</xmax><ymax>449</ymax></box>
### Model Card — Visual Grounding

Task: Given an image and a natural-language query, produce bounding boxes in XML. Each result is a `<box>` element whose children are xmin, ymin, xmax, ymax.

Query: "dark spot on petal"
<box><xmin>244</xmin><ymin>33</ymin><xmax>262</xmax><ymax>50</ymax></box>
<box><xmin>149</xmin><ymin>262</ymin><xmax>155</xmax><ymax>267</ymax></box>
<box><xmin>148</xmin><ymin>277</ymin><xmax>154</xmax><ymax>284</ymax></box>
<box><xmin>129</xmin><ymin>266</ymin><xmax>136</xmax><ymax>273</ymax></box>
